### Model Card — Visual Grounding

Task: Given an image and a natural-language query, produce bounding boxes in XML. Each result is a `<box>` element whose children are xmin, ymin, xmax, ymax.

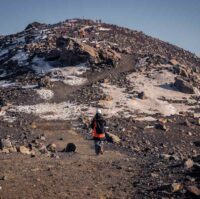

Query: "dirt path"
<box><xmin>0</xmin><ymin>121</ymin><xmax>137</xmax><ymax>199</ymax></box>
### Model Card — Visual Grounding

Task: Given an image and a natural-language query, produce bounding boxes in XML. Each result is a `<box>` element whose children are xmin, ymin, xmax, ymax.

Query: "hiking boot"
<box><xmin>99</xmin><ymin>146</ymin><xmax>104</xmax><ymax>155</ymax></box>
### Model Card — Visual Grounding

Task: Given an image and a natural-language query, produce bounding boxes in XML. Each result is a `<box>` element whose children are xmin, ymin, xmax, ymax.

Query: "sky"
<box><xmin>0</xmin><ymin>0</ymin><xmax>200</xmax><ymax>56</ymax></box>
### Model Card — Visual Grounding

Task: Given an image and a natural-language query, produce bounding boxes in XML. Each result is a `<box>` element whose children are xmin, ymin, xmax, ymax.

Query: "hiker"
<box><xmin>90</xmin><ymin>109</ymin><xmax>106</xmax><ymax>155</ymax></box>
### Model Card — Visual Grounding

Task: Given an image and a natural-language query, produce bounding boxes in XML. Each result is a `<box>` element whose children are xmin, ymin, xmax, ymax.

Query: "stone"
<box><xmin>186</xmin><ymin>186</ymin><xmax>200</xmax><ymax>196</ymax></box>
<box><xmin>171</xmin><ymin>183</ymin><xmax>183</xmax><ymax>192</ymax></box>
<box><xmin>102</xmin><ymin>94</ymin><xmax>113</xmax><ymax>101</ymax></box>
<box><xmin>0</xmin><ymin>176</ymin><xmax>7</xmax><ymax>181</ymax></box>
<box><xmin>64</xmin><ymin>143</ymin><xmax>76</xmax><ymax>152</ymax></box>
<box><xmin>105</xmin><ymin>132</ymin><xmax>120</xmax><ymax>143</ymax></box>
<box><xmin>160</xmin><ymin>154</ymin><xmax>171</xmax><ymax>160</ymax></box>
<box><xmin>47</xmin><ymin>143</ymin><xmax>57</xmax><ymax>152</ymax></box>
<box><xmin>30</xmin><ymin>122</ymin><xmax>37</xmax><ymax>129</ymax></box>
<box><xmin>9</xmin><ymin>146</ymin><xmax>17</xmax><ymax>153</ymax></box>
<box><xmin>184</xmin><ymin>158</ymin><xmax>194</xmax><ymax>169</ymax></box>
<box><xmin>18</xmin><ymin>146</ymin><xmax>31</xmax><ymax>155</ymax></box>
<box><xmin>38</xmin><ymin>76</ymin><xmax>52</xmax><ymax>88</ymax></box>
<box><xmin>174</xmin><ymin>77</ymin><xmax>195</xmax><ymax>94</ymax></box>
<box><xmin>39</xmin><ymin>144</ymin><xmax>48</xmax><ymax>154</ymax></box>
<box><xmin>184</xmin><ymin>119</ymin><xmax>191</xmax><ymax>127</ymax></box>
<box><xmin>188</xmin><ymin>132</ymin><xmax>192</xmax><ymax>136</ymax></box>
<box><xmin>0</xmin><ymin>138</ymin><xmax>12</xmax><ymax>149</ymax></box>
<box><xmin>197</xmin><ymin>118</ymin><xmax>200</xmax><ymax>126</ymax></box>
<box><xmin>138</xmin><ymin>91</ymin><xmax>147</xmax><ymax>100</ymax></box>
<box><xmin>155</xmin><ymin>123</ymin><xmax>168</xmax><ymax>131</ymax></box>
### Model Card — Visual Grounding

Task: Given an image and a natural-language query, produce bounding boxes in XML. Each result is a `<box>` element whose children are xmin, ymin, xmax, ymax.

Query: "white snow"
<box><xmin>36</xmin><ymin>89</ymin><xmax>54</xmax><ymax>100</ymax></box>
<box><xmin>62</xmin><ymin>76</ymin><xmax>87</xmax><ymax>86</ymax></box>
<box><xmin>49</xmin><ymin>63</ymin><xmax>89</xmax><ymax>86</ymax></box>
<box><xmin>98</xmin><ymin>27</ymin><xmax>111</xmax><ymax>31</ymax></box>
<box><xmin>0</xmin><ymin>81</ymin><xmax>18</xmax><ymax>88</ymax></box>
<box><xmin>31</xmin><ymin>56</ymin><xmax>53</xmax><ymax>74</ymax></box>
<box><xmin>16</xmin><ymin>36</ymin><xmax>25</xmax><ymax>44</ymax></box>
<box><xmin>0</xmin><ymin>111</ymin><xmax>16</xmax><ymax>123</ymax></box>
<box><xmin>11</xmin><ymin>50</ymin><xmax>28</xmax><ymax>65</ymax></box>
<box><xmin>10</xmin><ymin>102</ymin><xmax>95</xmax><ymax>121</ymax></box>
<box><xmin>0</xmin><ymin>49</ymin><xmax>9</xmax><ymax>57</ymax></box>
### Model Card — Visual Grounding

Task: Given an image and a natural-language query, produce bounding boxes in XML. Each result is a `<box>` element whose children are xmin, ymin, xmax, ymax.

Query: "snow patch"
<box><xmin>0</xmin><ymin>49</ymin><xmax>9</xmax><ymax>57</ymax></box>
<box><xmin>36</xmin><ymin>89</ymin><xmax>54</xmax><ymax>100</ymax></box>
<box><xmin>49</xmin><ymin>63</ymin><xmax>89</xmax><ymax>86</ymax></box>
<box><xmin>98</xmin><ymin>27</ymin><xmax>111</xmax><ymax>31</ymax></box>
<box><xmin>16</xmin><ymin>36</ymin><xmax>25</xmax><ymax>44</ymax></box>
<box><xmin>0</xmin><ymin>81</ymin><xmax>18</xmax><ymax>88</ymax></box>
<box><xmin>11</xmin><ymin>50</ymin><xmax>28</xmax><ymax>65</ymax></box>
<box><xmin>11</xmin><ymin>102</ymin><xmax>95</xmax><ymax>121</ymax></box>
<box><xmin>31</xmin><ymin>56</ymin><xmax>53</xmax><ymax>74</ymax></box>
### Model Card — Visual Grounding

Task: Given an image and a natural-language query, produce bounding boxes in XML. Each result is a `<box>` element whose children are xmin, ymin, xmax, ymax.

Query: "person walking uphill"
<box><xmin>90</xmin><ymin>109</ymin><xmax>106</xmax><ymax>155</ymax></box>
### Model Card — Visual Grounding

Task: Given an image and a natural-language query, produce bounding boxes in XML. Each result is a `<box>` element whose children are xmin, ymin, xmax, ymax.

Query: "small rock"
<box><xmin>0</xmin><ymin>176</ymin><xmax>7</xmax><ymax>181</ymax></box>
<box><xmin>105</xmin><ymin>132</ymin><xmax>120</xmax><ymax>143</ymax></box>
<box><xmin>138</xmin><ymin>91</ymin><xmax>147</xmax><ymax>100</ymax></box>
<box><xmin>186</xmin><ymin>185</ymin><xmax>200</xmax><ymax>196</ymax></box>
<box><xmin>171</xmin><ymin>182</ymin><xmax>183</xmax><ymax>192</ymax></box>
<box><xmin>1</xmin><ymin>148</ymin><xmax>10</xmax><ymax>154</ymax></box>
<box><xmin>197</xmin><ymin>118</ymin><xmax>200</xmax><ymax>126</ymax></box>
<box><xmin>184</xmin><ymin>158</ymin><xmax>194</xmax><ymax>169</ymax></box>
<box><xmin>18</xmin><ymin>146</ymin><xmax>31</xmax><ymax>155</ymax></box>
<box><xmin>47</xmin><ymin>143</ymin><xmax>57</xmax><ymax>152</ymax></box>
<box><xmin>39</xmin><ymin>144</ymin><xmax>48</xmax><ymax>154</ymax></box>
<box><xmin>151</xmin><ymin>173</ymin><xmax>159</xmax><ymax>178</ymax></box>
<box><xmin>184</xmin><ymin>119</ymin><xmax>191</xmax><ymax>127</ymax></box>
<box><xmin>64</xmin><ymin>143</ymin><xmax>76</xmax><ymax>152</ymax></box>
<box><xmin>30</xmin><ymin>122</ymin><xmax>37</xmax><ymax>129</ymax></box>
<box><xmin>9</xmin><ymin>146</ymin><xmax>17</xmax><ymax>153</ymax></box>
<box><xmin>188</xmin><ymin>132</ymin><xmax>192</xmax><ymax>136</ymax></box>
<box><xmin>155</xmin><ymin>123</ymin><xmax>168</xmax><ymax>131</ymax></box>
<box><xmin>0</xmin><ymin>138</ymin><xmax>12</xmax><ymax>149</ymax></box>
<box><xmin>40</xmin><ymin>136</ymin><xmax>46</xmax><ymax>141</ymax></box>
<box><xmin>160</xmin><ymin>154</ymin><xmax>171</xmax><ymax>160</ymax></box>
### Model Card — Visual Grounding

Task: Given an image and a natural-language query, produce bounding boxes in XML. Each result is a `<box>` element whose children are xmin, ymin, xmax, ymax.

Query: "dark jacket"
<box><xmin>90</xmin><ymin>113</ymin><xmax>106</xmax><ymax>140</ymax></box>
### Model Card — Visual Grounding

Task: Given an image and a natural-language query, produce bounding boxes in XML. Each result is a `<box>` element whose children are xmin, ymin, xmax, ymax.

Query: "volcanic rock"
<box><xmin>174</xmin><ymin>77</ymin><xmax>196</xmax><ymax>94</ymax></box>
<box><xmin>18</xmin><ymin>146</ymin><xmax>31</xmax><ymax>155</ymax></box>
<box><xmin>64</xmin><ymin>143</ymin><xmax>76</xmax><ymax>152</ymax></box>
<box><xmin>184</xmin><ymin>158</ymin><xmax>194</xmax><ymax>169</ymax></box>
<box><xmin>186</xmin><ymin>185</ymin><xmax>200</xmax><ymax>196</ymax></box>
<box><xmin>47</xmin><ymin>143</ymin><xmax>57</xmax><ymax>152</ymax></box>
<box><xmin>171</xmin><ymin>182</ymin><xmax>183</xmax><ymax>192</ymax></box>
<box><xmin>106</xmin><ymin>132</ymin><xmax>120</xmax><ymax>143</ymax></box>
<box><xmin>0</xmin><ymin>138</ymin><xmax>12</xmax><ymax>149</ymax></box>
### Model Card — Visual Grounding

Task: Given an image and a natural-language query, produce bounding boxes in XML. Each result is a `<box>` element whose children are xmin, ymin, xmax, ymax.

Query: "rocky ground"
<box><xmin>0</xmin><ymin>19</ymin><xmax>200</xmax><ymax>199</ymax></box>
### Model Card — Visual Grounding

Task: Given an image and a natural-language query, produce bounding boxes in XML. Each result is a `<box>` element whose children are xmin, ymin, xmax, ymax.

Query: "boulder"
<box><xmin>64</xmin><ymin>143</ymin><xmax>76</xmax><ymax>152</ymax></box>
<box><xmin>18</xmin><ymin>146</ymin><xmax>31</xmax><ymax>155</ymax></box>
<box><xmin>171</xmin><ymin>183</ymin><xmax>183</xmax><ymax>192</ymax></box>
<box><xmin>106</xmin><ymin>132</ymin><xmax>120</xmax><ymax>143</ymax></box>
<box><xmin>39</xmin><ymin>144</ymin><xmax>48</xmax><ymax>154</ymax></box>
<box><xmin>184</xmin><ymin>159</ymin><xmax>194</xmax><ymax>169</ymax></box>
<box><xmin>45</xmin><ymin>49</ymin><xmax>60</xmax><ymax>61</ymax></box>
<box><xmin>0</xmin><ymin>138</ymin><xmax>12</xmax><ymax>150</ymax></box>
<box><xmin>138</xmin><ymin>91</ymin><xmax>147</xmax><ymax>100</ymax></box>
<box><xmin>155</xmin><ymin>123</ymin><xmax>168</xmax><ymax>131</ymax></box>
<box><xmin>38</xmin><ymin>76</ymin><xmax>52</xmax><ymax>88</ymax></box>
<box><xmin>55</xmin><ymin>37</ymin><xmax>120</xmax><ymax>67</ymax></box>
<box><xmin>47</xmin><ymin>143</ymin><xmax>57</xmax><ymax>152</ymax></box>
<box><xmin>174</xmin><ymin>77</ymin><xmax>195</xmax><ymax>94</ymax></box>
<box><xmin>186</xmin><ymin>186</ymin><xmax>200</xmax><ymax>196</ymax></box>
